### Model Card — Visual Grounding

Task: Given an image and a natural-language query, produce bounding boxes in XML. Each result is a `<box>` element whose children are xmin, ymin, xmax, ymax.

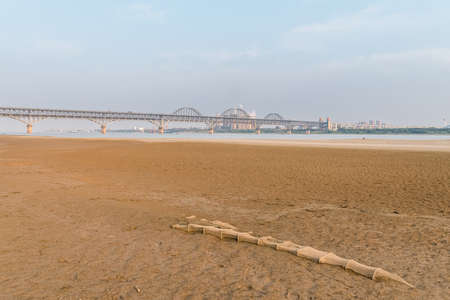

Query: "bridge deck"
<box><xmin>1</xmin><ymin>107</ymin><xmax>322</xmax><ymax>129</ymax></box>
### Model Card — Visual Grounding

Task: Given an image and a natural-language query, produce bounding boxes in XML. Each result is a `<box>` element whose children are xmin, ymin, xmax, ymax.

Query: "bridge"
<box><xmin>0</xmin><ymin>106</ymin><xmax>332</xmax><ymax>134</ymax></box>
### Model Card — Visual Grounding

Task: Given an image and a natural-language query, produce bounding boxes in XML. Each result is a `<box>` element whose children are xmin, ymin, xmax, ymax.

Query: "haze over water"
<box><xmin>2</xmin><ymin>131</ymin><xmax>449</xmax><ymax>141</ymax></box>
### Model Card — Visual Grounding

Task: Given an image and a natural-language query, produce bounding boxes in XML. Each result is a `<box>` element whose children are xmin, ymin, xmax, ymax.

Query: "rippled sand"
<box><xmin>0</xmin><ymin>136</ymin><xmax>448</xmax><ymax>299</ymax></box>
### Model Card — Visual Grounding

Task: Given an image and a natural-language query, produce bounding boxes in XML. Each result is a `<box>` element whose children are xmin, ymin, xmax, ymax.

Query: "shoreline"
<box><xmin>2</xmin><ymin>135</ymin><xmax>449</xmax><ymax>152</ymax></box>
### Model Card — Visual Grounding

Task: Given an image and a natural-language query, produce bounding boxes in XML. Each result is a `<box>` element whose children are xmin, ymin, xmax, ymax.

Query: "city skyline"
<box><xmin>1</xmin><ymin>0</ymin><xmax>449</xmax><ymax>131</ymax></box>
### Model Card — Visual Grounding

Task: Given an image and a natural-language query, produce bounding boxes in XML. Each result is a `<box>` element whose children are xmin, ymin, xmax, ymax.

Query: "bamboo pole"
<box><xmin>171</xmin><ymin>218</ymin><xmax>414</xmax><ymax>288</ymax></box>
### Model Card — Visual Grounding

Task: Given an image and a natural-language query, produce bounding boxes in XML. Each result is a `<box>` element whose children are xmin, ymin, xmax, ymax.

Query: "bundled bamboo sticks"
<box><xmin>171</xmin><ymin>217</ymin><xmax>414</xmax><ymax>288</ymax></box>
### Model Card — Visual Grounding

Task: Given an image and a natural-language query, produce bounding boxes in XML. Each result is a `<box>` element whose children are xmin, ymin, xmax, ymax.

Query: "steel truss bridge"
<box><xmin>0</xmin><ymin>106</ymin><xmax>331</xmax><ymax>134</ymax></box>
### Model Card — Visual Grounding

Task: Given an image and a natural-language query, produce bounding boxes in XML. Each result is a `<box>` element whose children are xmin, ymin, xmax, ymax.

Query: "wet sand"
<box><xmin>139</xmin><ymin>137</ymin><xmax>450</xmax><ymax>152</ymax></box>
<box><xmin>0</xmin><ymin>136</ymin><xmax>449</xmax><ymax>299</ymax></box>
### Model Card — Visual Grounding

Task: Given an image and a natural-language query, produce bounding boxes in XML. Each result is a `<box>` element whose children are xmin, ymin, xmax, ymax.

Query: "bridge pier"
<box><xmin>157</xmin><ymin>119</ymin><xmax>167</xmax><ymax>134</ymax></box>
<box><xmin>2</xmin><ymin>107</ymin><xmax>325</xmax><ymax>136</ymax></box>
<box><xmin>206</xmin><ymin>121</ymin><xmax>216</xmax><ymax>134</ymax></box>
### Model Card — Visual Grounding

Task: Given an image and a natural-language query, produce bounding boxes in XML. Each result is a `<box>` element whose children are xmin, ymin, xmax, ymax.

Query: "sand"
<box><xmin>138</xmin><ymin>137</ymin><xmax>450</xmax><ymax>152</ymax></box>
<box><xmin>0</xmin><ymin>136</ymin><xmax>449</xmax><ymax>299</ymax></box>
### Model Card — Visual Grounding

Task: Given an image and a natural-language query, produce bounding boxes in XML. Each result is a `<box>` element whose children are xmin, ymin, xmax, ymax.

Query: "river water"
<box><xmin>1</xmin><ymin>131</ymin><xmax>449</xmax><ymax>140</ymax></box>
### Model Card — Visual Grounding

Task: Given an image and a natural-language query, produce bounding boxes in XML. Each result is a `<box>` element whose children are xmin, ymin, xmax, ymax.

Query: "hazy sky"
<box><xmin>1</xmin><ymin>0</ymin><xmax>449</xmax><ymax>131</ymax></box>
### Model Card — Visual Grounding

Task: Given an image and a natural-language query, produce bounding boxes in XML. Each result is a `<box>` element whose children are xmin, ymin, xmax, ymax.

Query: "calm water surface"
<box><xmin>2</xmin><ymin>131</ymin><xmax>449</xmax><ymax>141</ymax></box>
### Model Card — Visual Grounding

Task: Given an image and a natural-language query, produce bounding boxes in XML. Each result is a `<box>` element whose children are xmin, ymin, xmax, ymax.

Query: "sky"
<box><xmin>1</xmin><ymin>0</ymin><xmax>449</xmax><ymax>131</ymax></box>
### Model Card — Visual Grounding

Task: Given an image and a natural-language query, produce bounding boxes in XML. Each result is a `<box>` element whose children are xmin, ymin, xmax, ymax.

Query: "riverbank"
<box><xmin>0</xmin><ymin>136</ymin><xmax>448</xmax><ymax>299</ymax></box>
<box><xmin>137</xmin><ymin>137</ymin><xmax>450</xmax><ymax>152</ymax></box>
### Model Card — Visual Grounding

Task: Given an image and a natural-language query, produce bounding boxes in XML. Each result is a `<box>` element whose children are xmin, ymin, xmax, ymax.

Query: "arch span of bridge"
<box><xmin>172</xmin><ymin>107</ymin><xmax>202</xmax><ymax>117</ymax></box>
<box><xmin>221</xmin><ymin>107</ymin><xmax>250</xmax><ymax>118</ymax></box>
<box><xmin>264</xmin><ymin>113</ymin><xmax>284</xmax><ymax>120</ymax></box>
<box><xmin>0</xmin><ymin>106</ymin><xmax>329</xmax><ymax>134</ymax></box>
<box><xmin>250</xmin><ymin>112</ymin><xmax>286</xmax><ymax>134</ymax></box>
<box><xmin>220</xmin><ymin>107</ymin><xmax>254</xmax><ymax>131</ymax></box>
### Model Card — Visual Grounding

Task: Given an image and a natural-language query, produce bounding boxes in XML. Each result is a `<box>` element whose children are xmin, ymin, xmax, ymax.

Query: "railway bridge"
<box><xmin>0</xmin><ymin>106</ymin><xmax>332</xmax><ymax>134</ymax></box>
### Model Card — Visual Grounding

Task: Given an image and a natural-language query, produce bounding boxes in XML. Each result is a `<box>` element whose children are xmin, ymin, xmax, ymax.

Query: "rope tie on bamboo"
<box><xmin>318</xmin><ymin>252</ymin><xmax>334</xmax><ymax>264</ymax></box>
<box><xmin>372</xmin><ymin>268</ymin><xmax>382</xmax><ymax>280</ymax></box>
<box><xmin>345</xmin><ymin>259</ymin><xmax>355</xmax><ymax>270</ymax></box>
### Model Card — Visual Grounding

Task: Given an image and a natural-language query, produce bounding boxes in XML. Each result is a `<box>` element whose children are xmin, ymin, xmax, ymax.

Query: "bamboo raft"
<box><xmin>172</xmin><ymin>217</ymin><xmax>414</xmax><ymax>288</ymax></box>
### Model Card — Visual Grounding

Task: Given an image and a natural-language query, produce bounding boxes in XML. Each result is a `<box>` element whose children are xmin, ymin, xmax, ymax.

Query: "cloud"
<box><xmin>119</xmin><ymin>3</ymin><xmax>165</xmax><ymax>23</ymax></box>
<box><xmin>365</xmin><ymin>48</ymin><xmax>450</xmax><ymax>65</ymax></box>
<box><xmin>321</xmin><ymin>48</ymin><xmax>450</xmax><ymax>71</ymax></box>
<box><xmin>291</xmin><ymin>6</ymin><xmax>389</xmax><ymax>34</ymax></box>
<box><xmin>159</xmin><ymin>48</ymin><xmax>262</xmax><ymax>65</ymax></box>
<box><xmin>198</xmin><ymin>49</ymin><xmax>261</xmax><ymax>62</ymax></box>
<box><xmin>283</xmin><ymin>4</ymin><xmax>449</xmax><ymax>54</ymax></box>
<box><xmin>31</xmin><ymin>39</ymin><xmax>84</xmax><ymax>57</ymax></box>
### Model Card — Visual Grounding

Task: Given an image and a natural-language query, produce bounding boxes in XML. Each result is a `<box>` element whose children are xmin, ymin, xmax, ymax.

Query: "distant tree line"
<box><xmin>332</xmin><ymin>127</ymin><xmax>450</xmax><ymax>135</ymax></box>
<box><xmin>109</xmin><ymin>127</ymin><xmax>450</xmax><ymax>135</ymax></box>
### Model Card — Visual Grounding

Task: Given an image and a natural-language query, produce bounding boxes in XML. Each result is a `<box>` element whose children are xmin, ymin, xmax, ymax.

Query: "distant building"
<box><xmin>336</xmin><ymin>119</ymin><xmax>390</xmax><ymax>130</ymax></box>
<box><xmin>319</xmin><ymin>117</ymin><xmax>337</xmax><ymax>131</ymax></box>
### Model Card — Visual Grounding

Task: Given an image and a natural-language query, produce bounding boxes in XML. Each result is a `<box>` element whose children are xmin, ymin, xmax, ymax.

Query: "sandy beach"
<box><xmin>0</xmin><ymin>136</ymin><xmax>449</xmax><ymax>299</ymax></box>
<box><xmin>138</xmin><ymin>137</ymin><xmax>450</xmax><ymax>152</ymax></box>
